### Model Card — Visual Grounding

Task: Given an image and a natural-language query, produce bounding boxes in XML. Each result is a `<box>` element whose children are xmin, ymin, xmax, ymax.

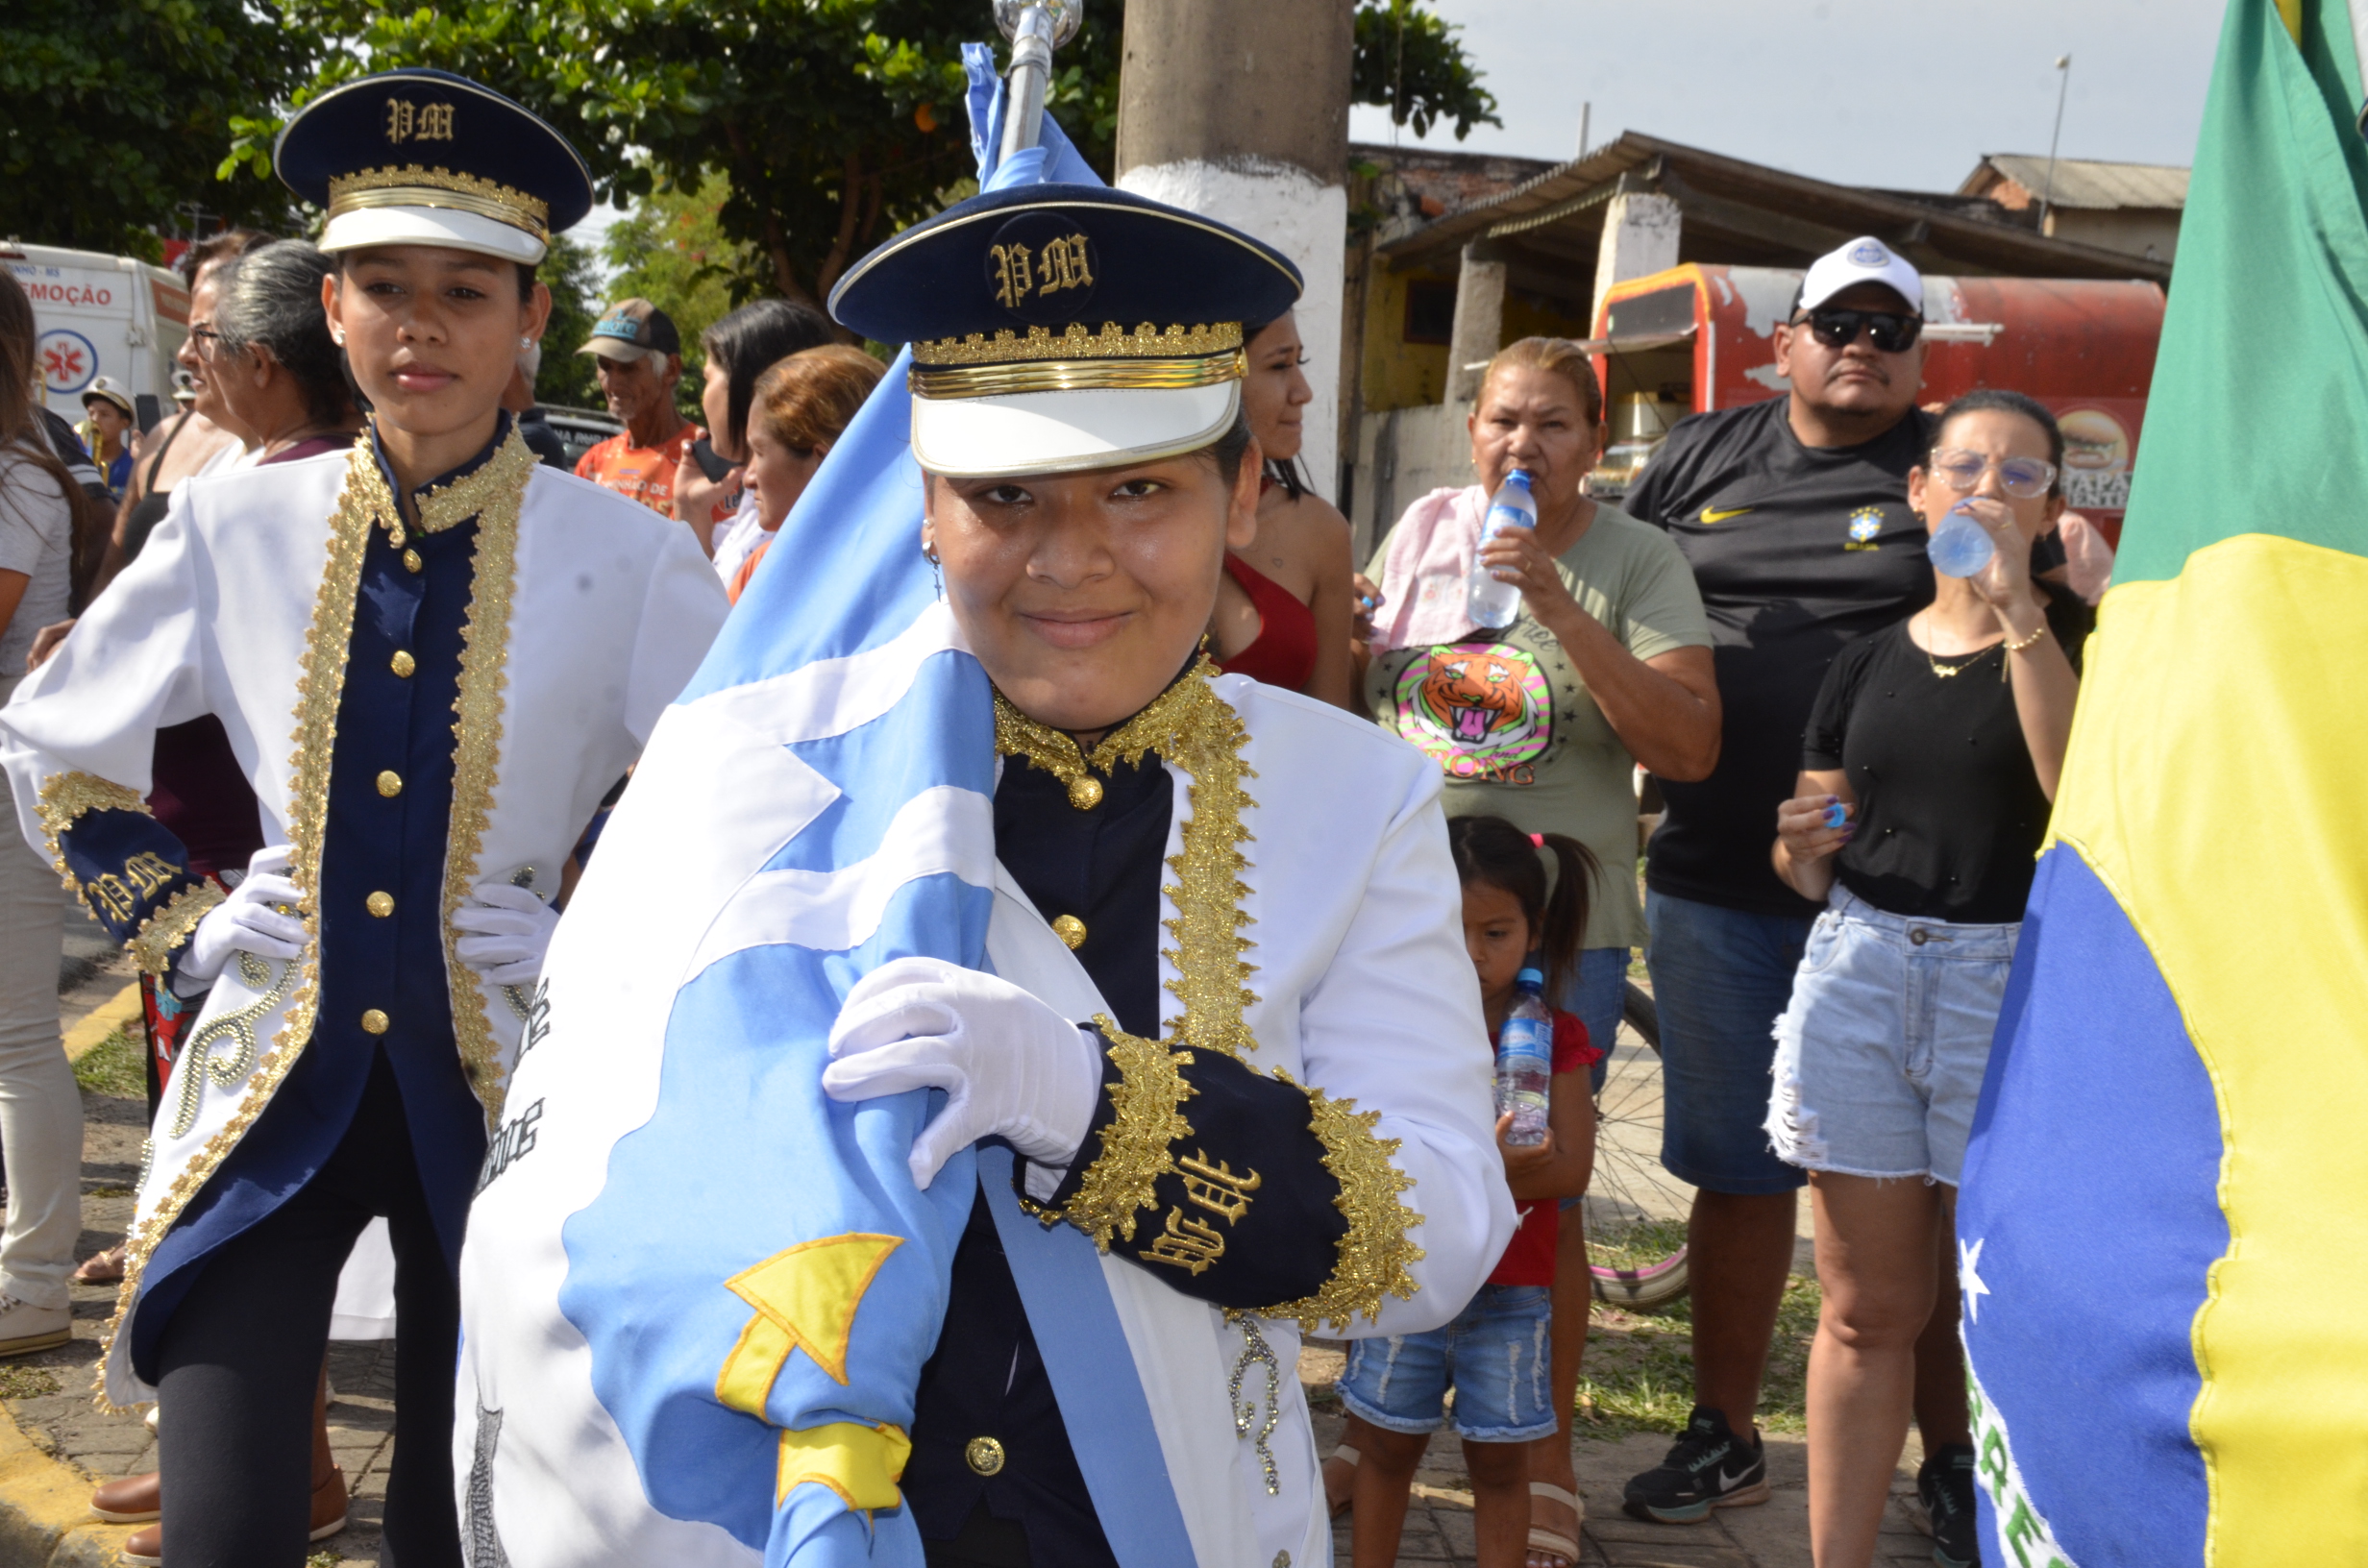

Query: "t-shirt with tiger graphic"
<box><xmin>1364</xmin><ymin>499</ymin><xmax>1710</xmax><ymax>951</ymax></box>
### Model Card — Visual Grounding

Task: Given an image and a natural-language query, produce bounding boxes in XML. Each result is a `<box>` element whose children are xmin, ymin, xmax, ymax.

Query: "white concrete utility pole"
<box><xmin>1115</xmin><ymin>0</ymin><xmax>1356</xmax><ymax>498</ymax></box>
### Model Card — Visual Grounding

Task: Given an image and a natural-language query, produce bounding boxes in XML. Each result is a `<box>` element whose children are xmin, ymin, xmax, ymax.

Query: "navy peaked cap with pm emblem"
<box><xmin>829</xmin><ymin>184</ymin><xmax>1302</xmax><ymax>349</ymax></box>
<box><xmin>276</xmin><ymin>69</ymin><xmax>594</xmax><ymax>265</ymax></box>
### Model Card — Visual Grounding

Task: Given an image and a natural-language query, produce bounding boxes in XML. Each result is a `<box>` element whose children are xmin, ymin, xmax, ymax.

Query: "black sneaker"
<box><xmin>1621</xmin><ymin>1405</ymin><xmax>1771</xmax><ymax>1523</ymax></box>
<box><xmin>1918</xmin><ymin>1444</ymin><xmax>1981</xmax><ymax>1567</ymax></box>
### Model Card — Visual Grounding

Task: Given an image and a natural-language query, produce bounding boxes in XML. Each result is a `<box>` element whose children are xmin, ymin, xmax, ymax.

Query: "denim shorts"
<box><xmin>1644</xmin><ymin>889</ymin><xmax>1814</xmax><ymax>1195</ymax></box>
<box><xmin>1764</xmin><ymin>888</ymin><xmax>2019</xmax><ymax>1187</ymax></box>
<box><xmin>1336</xmin><ymin>1285</ymin><xmax>1558</xmax><ymax>1442</ymax></box>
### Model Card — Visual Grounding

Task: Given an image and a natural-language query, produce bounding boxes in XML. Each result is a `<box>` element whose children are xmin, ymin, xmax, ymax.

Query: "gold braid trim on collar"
<box><xmin>126</xmin><ymin>882</ymin><xmax>226</xmax><ymax>977</ymax></box>
<box><xmin>992</xmin><ymin>657</ymin><xmax>1261</xmax><ymax>1059</ymax></box>
<box><xmin>436</xmin><ymin>425</ymin><xmax>540</xmax><ymax>1127</ymax></box>
<box><xmin>354</xmin><ymin>419</ymin><xmax>535</xmax><ymax>541</ymax></box>
<box><xmin>1253</xmin><ymin>1071</ymin><xmax>1426</xmax><ymax>1333</ymax></box>
<box><xmin>35</xmin><ymin>772</ymin><xmax>150</xmax><ymax>894</ymax></box>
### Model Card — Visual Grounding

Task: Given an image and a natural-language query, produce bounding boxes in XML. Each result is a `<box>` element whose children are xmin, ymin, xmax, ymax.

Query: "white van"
<box><xmin>4</xmin><ymin>242</ymin><xmax>190</xmax><ymax>425</ymax></box>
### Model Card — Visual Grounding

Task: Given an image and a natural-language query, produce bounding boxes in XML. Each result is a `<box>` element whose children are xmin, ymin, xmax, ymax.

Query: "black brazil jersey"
<box><xmin>1623</xmin><ymin>397</ymin><xmax>1936</xmax><ymax>918</ymax></box>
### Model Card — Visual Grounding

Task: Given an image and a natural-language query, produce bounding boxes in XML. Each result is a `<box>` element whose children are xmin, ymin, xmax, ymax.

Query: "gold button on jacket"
<box><xmin>376</xmin><ymin>771</ymin><xmax>403</xmax><ymax>797</ymax></box>
<box><xmin>964</xmin><ymin>1436</ymin><xmax>1006</xmax><ymax>1476</ymax></box>
<box><xmin>390</xmin><ymin>649</ymin><xmax>416</xmax><ymax>677</ymax></box>
<box><xmin>1050</xmin><ymin>914</ymin><xmax>1087</xmax><ymax>950</ymax></box>
<box><xmin>402</xmin><ymin>548</ymin><xmax>423</xmax><ymax>574</ymax></box>
<box><xmin>360</xmin><ymin>1009</ymin><xmax>390</xmax><ymax>1036</ymax></box>
<box><xmin>366</xmin><ymin>892</ymin><xmax>394</xmax><ymax>918</ymax></box>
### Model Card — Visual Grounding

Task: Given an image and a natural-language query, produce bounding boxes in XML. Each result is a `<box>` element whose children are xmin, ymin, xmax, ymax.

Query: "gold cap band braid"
<box><xmin>909</xmin><ymin>348</ymin><xmax>1245</xmax><ymax>401</ymax></box>
<box><xmin>327</xmin><ymin>165</ymin><xmax>551</xmax><ymax>243</ymax></box>
<box><xmin>911</xmin><ymin>321</ymin><xmax>1243</xmax><ymax>367</ymax></box>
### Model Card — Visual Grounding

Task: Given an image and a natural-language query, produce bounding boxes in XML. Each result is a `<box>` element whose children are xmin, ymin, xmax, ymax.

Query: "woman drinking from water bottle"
<box><xmin>1766</xmin><ymin>388</ymin><xmax>2080</xmax><ymax>1568</ymax></box>
<box><xmin>1355</xmin><ymin>336</ymin><xmax>1719</xmax><ymax>1566</ymax></box>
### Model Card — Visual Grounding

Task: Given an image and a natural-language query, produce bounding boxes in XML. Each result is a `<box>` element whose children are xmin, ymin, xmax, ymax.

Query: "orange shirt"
<box><xmin>574</xmin><ymin>422</ymin><xmax>701</xmax><ymax>516</ymax></box>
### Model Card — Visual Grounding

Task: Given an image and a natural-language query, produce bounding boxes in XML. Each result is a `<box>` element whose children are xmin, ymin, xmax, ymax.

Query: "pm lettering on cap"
<box><xmin>985</xmin><ymin>212</ymin><xmax>1100</xmax><ymax>324</ymax></box>
<box><xmin>384</xmin><ymin>99</ymin><xmax>456</xmax><ymax>145</ymax></box>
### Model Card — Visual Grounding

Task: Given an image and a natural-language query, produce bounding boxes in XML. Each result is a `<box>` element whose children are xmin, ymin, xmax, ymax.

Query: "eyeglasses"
<box><xmin>1927</xmin><ymin>448</ymin><xmax>2058</xmax><ymax>499</ymax></box>
<box><xmin>186</xmin><ymin>325</ymin><xmax>224</xmax><ymax>356</ymax></box>
<box><xmin>1795</xmin><ymin>308</ymin><xmax>1923</xmax><ymax>354</ymax></box>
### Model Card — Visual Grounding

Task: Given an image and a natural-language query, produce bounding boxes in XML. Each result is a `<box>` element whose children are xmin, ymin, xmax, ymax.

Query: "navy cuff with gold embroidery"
<box><xmin>37</xmin><ymin>773</ymin><xmax>218</xmax><ymax>975</ymax></box>
<box><xmin>1024</xmin><ymin>1019</ymin><xmax>1347</xmax><ymax>1313</ymax></box>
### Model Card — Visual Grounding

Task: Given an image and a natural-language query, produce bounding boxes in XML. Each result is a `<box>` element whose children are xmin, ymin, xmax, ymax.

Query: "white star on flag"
<box><xmin>1959</xmin><ymin>1237</ymin><xmax>1992</xmax><ymax>1325</ymax></box>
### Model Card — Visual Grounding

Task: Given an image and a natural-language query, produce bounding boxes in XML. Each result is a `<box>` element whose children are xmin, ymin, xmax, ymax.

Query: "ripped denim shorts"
<box><xmin>1764</xmin><ymin>886</ymin><xmax>2018</xmax><ymax>1187</ymax></box>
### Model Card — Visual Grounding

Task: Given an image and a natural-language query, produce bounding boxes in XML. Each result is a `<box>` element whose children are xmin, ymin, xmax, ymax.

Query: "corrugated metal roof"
<box><xmin>1968</xmin><ymin>156</ymin><xmax>2189</xmax><ymax>211</ymax></box>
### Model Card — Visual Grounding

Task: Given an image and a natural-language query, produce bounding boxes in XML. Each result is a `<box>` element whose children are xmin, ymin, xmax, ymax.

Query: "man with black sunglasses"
<box><xmin>1618</xmin><ymin>237</ymin><xmax>1977</xmax><ymax>1536</ymax></box>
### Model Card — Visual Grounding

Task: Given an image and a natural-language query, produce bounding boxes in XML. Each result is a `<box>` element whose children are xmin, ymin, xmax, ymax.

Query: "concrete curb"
<box><xmin>0</xmin><ymin>1400</ymin><xmax>132</xmax><ymax>1568</ymax></box>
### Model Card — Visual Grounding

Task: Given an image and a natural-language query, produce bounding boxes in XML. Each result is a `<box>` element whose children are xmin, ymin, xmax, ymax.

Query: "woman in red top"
<box><xmin>1206</xmin><ymin>311</ymin><xmax>1356</xmax><ymax>707</ymax></box>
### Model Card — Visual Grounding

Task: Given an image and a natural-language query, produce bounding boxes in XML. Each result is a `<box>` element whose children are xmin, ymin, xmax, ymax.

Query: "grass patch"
<box><xmin>87</xmin><ymin>1186</ymin><xmax>136</xmax><ymax>1199</ymax></box>
<box><xmin>1575</xmin><ymin>1274</ymin><xmax>1821</xmax><ymax>1441</ymax></box>
<box><xmin>0</xmin><ymin>1364</ymin><xmax>61</xmax><ymax>1399</ymax></box>
<box><xmin>72</xmin><ymin>1028</ymin><xmax>144</xmax><ymax>1098</ymax></box>
<box><xmin>1585</xmin><ymin>1217</ymin><xmax>1688</xmax><ymax>1274</ymax></box>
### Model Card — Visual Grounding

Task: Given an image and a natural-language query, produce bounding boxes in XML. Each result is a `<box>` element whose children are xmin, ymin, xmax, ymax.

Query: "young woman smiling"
<box><xmin>485</xmin><ymin>180</ymin><xmax>1515</xmax><ymax>1568</ymax></box>
<box><xmin>0</xmin><ymin>71</ymin><xmax>729</xmax><ymax>1566</ymax></box>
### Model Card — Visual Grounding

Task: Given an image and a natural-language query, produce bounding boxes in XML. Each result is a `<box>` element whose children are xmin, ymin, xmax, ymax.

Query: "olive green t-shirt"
<box><xmin>1365</xmin><ymin>501</ymin><xmax>1712</xmax><ymax>950</ymax></box>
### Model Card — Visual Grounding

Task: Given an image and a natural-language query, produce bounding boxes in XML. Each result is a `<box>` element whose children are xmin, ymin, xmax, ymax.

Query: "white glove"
<box><xmin>451</xmin><ymin>883</ymin><xmax>560</xmax><ymax>988</ymax></box>
<box><xmin>178</xmin><ymin>845</ymin><xmax>306</xmax><ymax>992</ymax></box>
<box><xmin>822</xmin><ymin>956</ymin><xmax>1102</xmax><ymax>1193</ymax></box>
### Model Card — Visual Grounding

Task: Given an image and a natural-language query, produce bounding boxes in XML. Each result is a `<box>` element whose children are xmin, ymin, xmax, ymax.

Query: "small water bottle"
<box><xmin>1928</xmin><ymin>500</ymin><xmax>1996</xmax><ymax>578</ymax></box>
<box><xmin>1494</xmin><ymin>966</ymin><xmax>1554</xmax><ymax>1147</ymax></box>
<box><xmin>1466</xmin><ymin>470</ymin><xmax>1539</xmax><ymax>627</ymax></box>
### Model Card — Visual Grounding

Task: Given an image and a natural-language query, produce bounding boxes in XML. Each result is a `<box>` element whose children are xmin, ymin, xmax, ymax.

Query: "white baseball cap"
<box><xmin>1795</xmin><ymin>237</ymin><xmax>1923</xmax><ymax>316</ymax></box>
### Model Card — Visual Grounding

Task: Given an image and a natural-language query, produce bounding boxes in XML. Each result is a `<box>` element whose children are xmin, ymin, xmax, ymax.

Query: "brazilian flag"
<box><xmin>1957</xmin><ymin>1</ymin><xmax>2368</xmax><ymax>1563</ymax></box>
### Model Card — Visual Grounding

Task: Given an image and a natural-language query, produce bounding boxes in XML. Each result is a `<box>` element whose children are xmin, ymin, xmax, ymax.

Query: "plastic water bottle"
<box><xmin>1466</xmin><ymin>470</ymin><xmax>1539</xmax><ymax>627</ymax></box>
<box><xmin>1928</xmin><ymin>500</ymin><xmax>1996</xmax><ymax>578</ymax></box>
<box><xmin>1494</xmin><ymin>966</ymin><xmax>1554</xmax><ymax>1147</ymax></box>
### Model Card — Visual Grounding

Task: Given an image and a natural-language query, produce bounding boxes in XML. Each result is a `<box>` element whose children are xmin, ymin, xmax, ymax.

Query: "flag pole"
<box><xmin>996</xmin><ymin>0</ymin><xmax>1083</xmax><ymax>161</ymax></box>
<box><xmin>2039</xmin><ymin>54</ymin><xmax>2072</xmax><ymax>233</ymax></box>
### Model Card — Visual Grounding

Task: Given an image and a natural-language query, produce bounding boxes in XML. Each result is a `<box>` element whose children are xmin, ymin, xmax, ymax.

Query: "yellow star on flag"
<box><xmin>715</xmin><ymin>1232</ymin><xmax>901</xmax><ymax>1417</ymax></box>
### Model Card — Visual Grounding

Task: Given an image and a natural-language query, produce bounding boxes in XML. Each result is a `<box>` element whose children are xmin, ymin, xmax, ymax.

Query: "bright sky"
<box><xmin>1348</xmin><ymin>0</ymin><xmax>2228</xmax><ymax>191</ymax></box>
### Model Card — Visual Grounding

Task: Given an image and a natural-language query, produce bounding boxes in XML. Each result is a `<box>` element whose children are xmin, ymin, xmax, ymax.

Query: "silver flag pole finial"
<box><xmin>995</xmin><ymin>0</ymin><xmax>1082</xmax><ymax>163</ymax></box>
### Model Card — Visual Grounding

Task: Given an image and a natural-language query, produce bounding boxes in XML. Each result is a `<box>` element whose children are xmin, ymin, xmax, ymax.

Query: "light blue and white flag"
<box><xmin>452</xmin><ymin>52</ymin><xmax>1193</xmax><ymax>1568</ymax></box>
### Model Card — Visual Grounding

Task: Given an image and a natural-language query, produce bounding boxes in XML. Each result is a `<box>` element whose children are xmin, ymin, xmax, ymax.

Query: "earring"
<box><xmin>332</xmin><ymin>330</ymin><xmax>345</xmax><ymax>346</ymax></box>
<box><xmin>520</xmin><ymin>336</ymin><xmax>532</xmax><ymax>350</ymax></box>
<box><xmin>922</xmin><ymin>540</ymin><xmax>942</xmax><ymax>599</ymax></box>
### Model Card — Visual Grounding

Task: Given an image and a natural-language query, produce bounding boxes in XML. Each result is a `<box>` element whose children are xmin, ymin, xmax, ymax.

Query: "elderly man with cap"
<box><xmin>1614</xmin><ymin>237</ymin><xmax>1981</xmax><ymax>1553</ymax></box>
<box><xmin>0</xmin><ymin>68</ymin><xmax>728</xmax><ymax>1566</ymax></box>
<box><xmin>574</xmin><ymin>296</ymin><xmax>701</xmax><ymax>514</ymax></box>
<box><xmin>453</xmin><ymin>174</ymin><xmax>1512</xmax><ymax>1568</ymax></box>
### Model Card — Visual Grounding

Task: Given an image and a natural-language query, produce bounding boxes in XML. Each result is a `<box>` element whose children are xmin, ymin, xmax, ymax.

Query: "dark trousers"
<box><xmin>156</xmin><ymin>1055</ymin><xmax>460</xmax><ymax>1568</ymax></box>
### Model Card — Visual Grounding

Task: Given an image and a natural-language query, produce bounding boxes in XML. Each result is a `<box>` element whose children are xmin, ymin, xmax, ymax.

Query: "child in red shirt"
<box><xmin>1336</xmin><ymin>815</ymin><xmax>1603</xmax><ymax>1568</ymax></box>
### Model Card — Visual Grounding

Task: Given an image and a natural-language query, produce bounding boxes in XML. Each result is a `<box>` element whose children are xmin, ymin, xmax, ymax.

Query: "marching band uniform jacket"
<box><xmin>0</xmin><ymin>418</ymin><xmax>728</xmax><ymax>1406</ymax></box>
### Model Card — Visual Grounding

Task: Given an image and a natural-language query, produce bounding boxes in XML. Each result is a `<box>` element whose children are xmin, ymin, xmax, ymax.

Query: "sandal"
<box><xmin>71</xmin><ymin>1246</ymin><xmax>125</xmax><ymax>1286</ymax></box>
<box><xmin>1527</xmin><ymin>1481</ymin><xmax>1583</xmax><ymax>1568</ymax></box>
<box><xmin>1321</xmin><ymin>1443</ymin><xmax>1359</xmax><ymax>1521</ymax></box>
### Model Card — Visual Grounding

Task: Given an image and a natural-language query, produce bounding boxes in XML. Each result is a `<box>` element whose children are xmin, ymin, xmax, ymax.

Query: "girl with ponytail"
<box><xmin>1334</xmin><ymin>816</ymin><xmax>1604</xmax><ymax>1568</ymax></box>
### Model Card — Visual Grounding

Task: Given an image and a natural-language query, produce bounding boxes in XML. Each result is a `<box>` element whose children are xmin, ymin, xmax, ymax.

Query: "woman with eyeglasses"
<box><xmin>1764</xmin><ymin>388</ymin><xmax>2080</xmax><ymax>1568</ymax></box>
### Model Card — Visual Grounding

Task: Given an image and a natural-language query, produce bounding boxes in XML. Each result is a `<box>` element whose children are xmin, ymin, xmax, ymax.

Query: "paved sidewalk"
<box><xmin>9</xmin><ymin>959</ymin><xmax>1939</xmax><ymax>1568</ymax></box>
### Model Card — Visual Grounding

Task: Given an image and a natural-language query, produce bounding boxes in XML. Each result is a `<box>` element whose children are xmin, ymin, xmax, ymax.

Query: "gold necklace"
<box><xmin>1913</xmin><ymin>613</ymin><xmax>2006</xmax><ymax>681</ymax></box>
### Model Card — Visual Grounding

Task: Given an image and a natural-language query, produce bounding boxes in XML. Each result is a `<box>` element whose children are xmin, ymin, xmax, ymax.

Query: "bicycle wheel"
<box><xmin>1587</xmin><ymin>980</ymin><xmax>1692</xmax><ymax>1310</ymax></box>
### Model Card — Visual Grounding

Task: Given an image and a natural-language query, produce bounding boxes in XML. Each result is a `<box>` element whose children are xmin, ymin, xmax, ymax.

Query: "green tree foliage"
<box><xmin>602</xmin><ymin>169</ymin><xmax>761</xmax><ymax>372</ymax></box>
<box><xmin>1</xmin><ymin>0</ymin><xmax>308</xmax><ymax>256</ymax></box>
<box><xmin>532</xmin><ymin>231</ymin><xmax>607</xmax><ymax>413</ymax></box>
<box><xmin>206</xmin><ymin>0</ymin><xmax>1490</xmax><ymax>312</ymax></box>
<box><xmin>1352</xmin><ymin>0</ymin><xmax>1501</xmax><ymax>141</ymax></box>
